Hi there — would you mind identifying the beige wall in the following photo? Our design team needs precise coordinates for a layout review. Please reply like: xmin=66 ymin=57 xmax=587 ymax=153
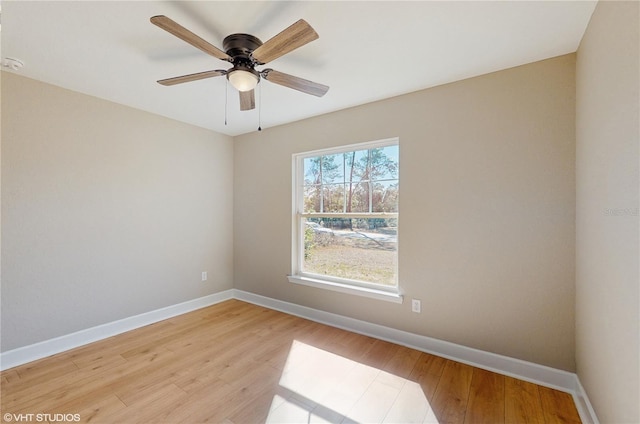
xmin=1 ymin=72 xmax=234 ymax=351
xmin=234 ymin=54 xmax=576 ymax=371
xmin=576 ymin=1 xmax=640 ymax=423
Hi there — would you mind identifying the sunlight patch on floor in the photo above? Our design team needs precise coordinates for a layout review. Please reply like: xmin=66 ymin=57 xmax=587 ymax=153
xmin=266 ymin=340 xmax=439 ymax=423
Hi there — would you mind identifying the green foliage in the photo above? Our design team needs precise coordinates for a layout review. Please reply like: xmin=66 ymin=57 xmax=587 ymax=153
xmin=304 ymin=155 xmax=342 ymax=185
xmin=304 ymin=225 xmax=315 ymax=260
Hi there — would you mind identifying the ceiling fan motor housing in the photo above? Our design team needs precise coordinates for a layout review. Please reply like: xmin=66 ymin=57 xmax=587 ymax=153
xmin=223 ymin=33 xmax=263 ymax=86
xmin=223 ymin=33 xmax=263 ymax=82
xmin=223 ymin=34 xmax=263 ymax=62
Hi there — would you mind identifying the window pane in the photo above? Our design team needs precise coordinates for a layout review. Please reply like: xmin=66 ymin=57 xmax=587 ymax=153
xmin=296 ymin=140 xmax=399 ymax=290
xmin=369 ymin=146 xmax=399 ymax=181
xmin=304 ymin=185 xmax=321 ymax=213
xmin=372 ymin=181 xmax=399 ymax=213
xmin=321 ymin=154 xmax=344 ymax=184
xmin=344 ymin=149 xmax=370 ymax=182
xmin=304 ymin=157 xmax=321 ymax=185
xmin=345 ymin=182 xmax=370 ymax=213
xmin=302 ymin=218 xmax=398 ymax=286
xmin=322 ymin=184 xmax=345 ymax=213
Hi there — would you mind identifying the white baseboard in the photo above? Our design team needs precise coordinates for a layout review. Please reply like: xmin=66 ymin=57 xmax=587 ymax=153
xmin=0 ymin=289 xmax=234 ymax=371
xmin=573 ymin=377 xmax=600 ymax=424
xmin=0 ymin=288 xmax=599 ymax=424
xmin=232 ymin=289 xmax=600 ymax=424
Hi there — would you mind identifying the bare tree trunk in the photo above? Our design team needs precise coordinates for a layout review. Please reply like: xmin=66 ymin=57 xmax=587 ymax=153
xmin=347 ymin=151 xmax=356 ymax=213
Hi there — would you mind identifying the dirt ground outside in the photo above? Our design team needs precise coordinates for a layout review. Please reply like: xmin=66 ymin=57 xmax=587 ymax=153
xmin=303 ymin=243 xmax=397 ymax=286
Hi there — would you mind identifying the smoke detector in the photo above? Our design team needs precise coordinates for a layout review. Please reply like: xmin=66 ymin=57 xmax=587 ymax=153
xmin=2 ymin=58 xmax=24 ymax=71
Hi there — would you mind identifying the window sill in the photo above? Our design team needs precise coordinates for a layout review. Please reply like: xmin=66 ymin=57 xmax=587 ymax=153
xmin=287 ymin=275 xmax=404 ymax=304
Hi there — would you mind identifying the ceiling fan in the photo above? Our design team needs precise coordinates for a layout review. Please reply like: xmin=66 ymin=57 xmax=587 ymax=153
xmin=150 ymin=15 xmax=329 ymax=111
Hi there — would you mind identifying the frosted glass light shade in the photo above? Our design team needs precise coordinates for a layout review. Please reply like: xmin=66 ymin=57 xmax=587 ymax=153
xmin=228 ymin=70 xmax=259 ymax=92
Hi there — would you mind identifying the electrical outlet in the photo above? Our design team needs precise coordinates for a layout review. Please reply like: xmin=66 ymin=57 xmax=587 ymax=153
xmin=201 ymin=271 xmax=208 ymax=281
xmin=411 ymin=299 xmax=421 ymax=313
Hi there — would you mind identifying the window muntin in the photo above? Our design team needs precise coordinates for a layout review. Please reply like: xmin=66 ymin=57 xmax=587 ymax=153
xmin=293 ymin=139 xmax=399 ymax=291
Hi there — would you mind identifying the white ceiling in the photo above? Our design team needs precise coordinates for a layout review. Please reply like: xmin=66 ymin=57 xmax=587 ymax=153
xmin=1 ymin=1 xmax=596 ymax=136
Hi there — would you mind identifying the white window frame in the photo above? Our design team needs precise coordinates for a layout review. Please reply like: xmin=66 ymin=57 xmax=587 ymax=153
xmin=288 ymin=138 xmax=403 ymax=303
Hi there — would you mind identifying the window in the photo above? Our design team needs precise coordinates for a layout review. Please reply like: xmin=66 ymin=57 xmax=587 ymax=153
xmin=289 ymin=138 xmax=401 ymax=303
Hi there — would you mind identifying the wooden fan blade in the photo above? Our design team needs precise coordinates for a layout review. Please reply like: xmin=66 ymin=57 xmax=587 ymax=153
xmin=239 ymin=90 xmax=256 ymax=111
xmin=263 ymin=69 xmax=329 ymax=97
xmin=251 ymin=19 xmax=318 ymax=64
xmin=151 ymin=15 xmax=231 ymax=62
xmin=157 ymin=70 xmax=226 ymax=86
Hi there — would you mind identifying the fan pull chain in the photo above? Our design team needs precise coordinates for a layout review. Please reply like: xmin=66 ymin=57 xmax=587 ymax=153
xmin=258 ymin=81 xmax=262 ymax=132
xmin=224 ymin=79 xmax=228 ymax=126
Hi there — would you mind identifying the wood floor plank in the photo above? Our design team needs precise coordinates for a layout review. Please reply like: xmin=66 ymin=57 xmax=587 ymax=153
xmin=75 ymin=394 xmax=127 ymax=423
xmin=252 ymin=339 xmax=296 ymax=370
xmin=337 ymin=330 xmax=377 ymax=354
xmin=4 ymin=342 xmax=179 ymax=413
xmin=1 ymin=369 xmax=20 ymax=384
xmin=228 ymin=387 xmax=277 ymax=424
xmin=113 ymin=378 xmax=187 ymax=407
xmin=0 ymin=300 xmax=581 ymax=424
xmin=295 ymin=321 xmax=343 ymax=351
xmin=383 ymin=345 xmax=423 ymax=379
xmin=408 ymin=352 xmax=447 ymax=400
xmin=539 ymin=385 xmax=582 ymax=424
xmin=47 ymin=388 xmax=127 ymax=418
xmin=218 ymin=362 xmax=282 ymax=423
xmin=70 ymin=351 xmax=128 ymax=371
xmin=12 ymin=353 xmax=79 ymax=386
xmin=137 ymin=378 xmax=229 ymax=424
xmin=464 ymin=368 xmax=505 ymax=424
xmin=360 ymin=338 xmax=402 ymax=369
xmin=505 ymin=376 xmax=545 ymax=423
xmin=1 ymin=363 xmax=95 ymax=411
xmin=383 ymin=378 xmax=432 ymax=423
xmin=429 ymin=360 xmax=474 ymax=423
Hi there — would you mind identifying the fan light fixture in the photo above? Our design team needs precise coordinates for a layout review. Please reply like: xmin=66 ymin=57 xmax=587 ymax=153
xmin=228 ymin=69 xmax=259 ymax=92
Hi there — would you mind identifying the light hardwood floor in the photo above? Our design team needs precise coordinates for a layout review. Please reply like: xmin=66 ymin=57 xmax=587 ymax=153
xmin=1 ymin=300 xmax=581 ymax=423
